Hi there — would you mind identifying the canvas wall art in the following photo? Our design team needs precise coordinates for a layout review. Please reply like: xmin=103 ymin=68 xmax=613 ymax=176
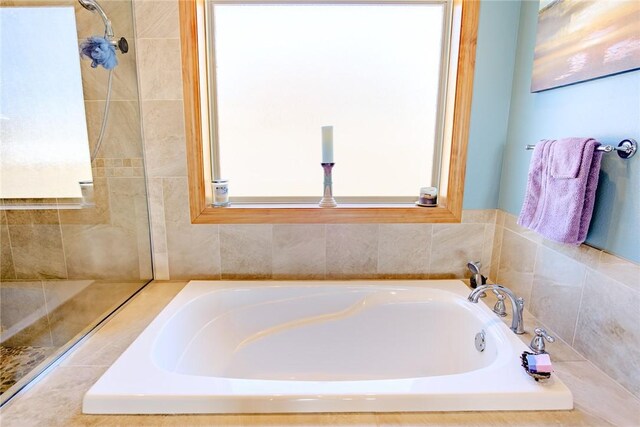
xmin=531 ymin=0 xmax=640 ymax=92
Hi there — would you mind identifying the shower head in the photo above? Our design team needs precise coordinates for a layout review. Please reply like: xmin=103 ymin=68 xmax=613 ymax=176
xmin=78 ymin=0 xmax=114 ymax=39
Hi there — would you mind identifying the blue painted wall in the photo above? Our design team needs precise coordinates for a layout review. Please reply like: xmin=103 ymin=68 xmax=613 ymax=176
xmin=463 ymin=0 xmax=521 ymax=209
xmin=498 ymin=0 xmax=640 ymax=262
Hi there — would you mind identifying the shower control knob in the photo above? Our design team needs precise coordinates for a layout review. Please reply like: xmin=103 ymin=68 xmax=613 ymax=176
xmin=118 ymin=37 xmax=129 ymax=53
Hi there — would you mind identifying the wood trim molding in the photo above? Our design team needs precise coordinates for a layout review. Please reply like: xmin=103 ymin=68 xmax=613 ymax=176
xmin=179 ymin=0 xmax=479 ymax=224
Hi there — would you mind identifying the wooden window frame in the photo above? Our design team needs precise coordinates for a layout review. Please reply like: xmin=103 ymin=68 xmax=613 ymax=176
xmin=179 ymin=0 xmax=479 ymax=224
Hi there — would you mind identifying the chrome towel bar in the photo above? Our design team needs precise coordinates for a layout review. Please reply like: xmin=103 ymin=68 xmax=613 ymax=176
xmin=525 ymin=138 xmax=637 ymax=159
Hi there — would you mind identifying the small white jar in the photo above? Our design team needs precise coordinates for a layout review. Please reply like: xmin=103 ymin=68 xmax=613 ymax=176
xmin=212 ymin=179 xmax=229 ymax=207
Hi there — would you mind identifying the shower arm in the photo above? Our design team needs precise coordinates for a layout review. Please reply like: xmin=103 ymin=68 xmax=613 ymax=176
xmin=78 ymin=0 xmax=114 ymax=39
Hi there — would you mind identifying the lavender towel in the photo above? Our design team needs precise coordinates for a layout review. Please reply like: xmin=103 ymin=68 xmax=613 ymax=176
xmin=518 ymin=137 xmax=602 ymax=245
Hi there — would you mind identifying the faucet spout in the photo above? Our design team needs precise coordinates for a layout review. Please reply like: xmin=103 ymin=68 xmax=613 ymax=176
xmin=468 ymin=284 xmax=525 ymax=334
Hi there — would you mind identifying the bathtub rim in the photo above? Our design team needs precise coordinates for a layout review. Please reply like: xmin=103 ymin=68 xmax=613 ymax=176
xmin=83 ymin=279 xmax=574 ymax=414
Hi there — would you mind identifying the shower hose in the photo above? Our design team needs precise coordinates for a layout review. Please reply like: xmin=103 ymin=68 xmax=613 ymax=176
xmin=90 ymin=67 xmax=113 ymax=162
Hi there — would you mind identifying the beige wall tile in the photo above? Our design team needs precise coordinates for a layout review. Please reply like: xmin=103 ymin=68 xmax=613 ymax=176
xmin=481 ymin=223 xmax=495 ymax=277
xmin=0 ymin=281 xmax=52 ymax=347
xmin=326 ymin=224 xmax=378 ymax=279
xmin=75 ymin=0 xmax=134 ymax=40
xmin=80 ymin=41 xmax=139 ymax=101
xmin=84 ymin=100 xmax=143 ymax=159
xmin=503 ymin=212 xmax=542 ymax=244
xmin=8 ymin=225 xmax=67 ymax=280
xmin=137 ymin=38 xmax=183 ymax=100
xmin=554 ymin=361 xmax=640 ymax=426
xmin=141 ymin=100 xmax=187 ymax=177
xmin=134 ymin=0 xmax=180 ymax=38
xmin=429 ymin=224 xmax=485 ymax=279
xmin=529 ymin=246 xmax=586 ymax=343
xmin=146 ymin=178 xmax=168 ymax=254
xmin=495 ymin=209 xmax=505 ymax=227
xmin=58 ymin=178 xmax=110 ymax=225
xmin=272 ymin=225 xmax=325 ymax=279
xmin=163 ymin=178 xmax=220 ymax=279
xmin=489 ymin=221 xmax=503 ymax=282
xmin=42 ymin=280 xmax=93 ymax=313
xmin=461 ymin=209 xmax=497 ymax=224
xmin=541 ymin=238 xmax=601 ymax=267
xmin=220 ymin=225 xmax=272 ymax=279
xmin=496 ymin=229 xmax=537 ymax=301
xmin=62 ymin=178 xmax=147 ymax=280
xmin=378 ymin=224 xmax=431 ymax=278
xmin=44 ymin=281 xmax=142 ymax=346
xmin=107 ymin=177 xmax=148 ymax=229
xmin=5 ymin=209 xmax=60 ymax=225
xmin=595 ymin=251 xmax=640 ymax=292
xmin=152 ymin=251 xmax=170 ymax=280
xmin=61 ymin=224 xmax=140 ymax=280
xmin=1 ymin=223 xmax=16 ymax=280
xmin=573 ymin=270 xmax=640 ymax=398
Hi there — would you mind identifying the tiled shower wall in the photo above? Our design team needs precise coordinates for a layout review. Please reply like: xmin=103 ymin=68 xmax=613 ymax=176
xmin=0 ymin=0 xmax=152 ymax=282
xmin=1 ymin=0 xmax=152 ymax=351
xmin=132 ymin=0 xmax=639 ymax=399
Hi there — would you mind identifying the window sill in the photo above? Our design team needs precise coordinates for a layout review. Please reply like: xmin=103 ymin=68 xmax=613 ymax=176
xmin=192 ymin=203 xmax=461 ymax=224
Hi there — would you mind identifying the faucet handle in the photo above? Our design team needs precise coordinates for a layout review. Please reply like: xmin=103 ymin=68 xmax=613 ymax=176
xmin=530 ymin=328 xmax=555 ymax=354
xmin=492 ymin=291 xmax=507 ymax=317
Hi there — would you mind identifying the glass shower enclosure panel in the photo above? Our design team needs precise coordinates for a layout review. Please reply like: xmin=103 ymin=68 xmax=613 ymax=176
xmin=0 ymin=0 xmax=152 ymax=405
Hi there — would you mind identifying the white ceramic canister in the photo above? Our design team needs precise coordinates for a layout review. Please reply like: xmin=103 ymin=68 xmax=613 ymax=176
xmin=212 ymin=179 xmax=230 ymax=207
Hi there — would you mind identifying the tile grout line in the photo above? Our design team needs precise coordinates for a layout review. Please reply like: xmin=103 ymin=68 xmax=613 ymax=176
xmin=4 ymin=216 xmax=18 ymax=280
xmin=570 ymin=267 xmax=589 ymax=347
xmin=427 ymin=223 xmax=435 ymax=278
xmin=323 ymin=224 xmax=327 ymax=280
xmin=527 ymin=235 xmax=540 ymax=307
xmin=158 ymin=178 xmax=170 ymax=279
xmin=55 ymin=208 xmax=70 ymax=280
xmin=39 ymin=280 xmax=55 ymax=347
xmin=270 ymin=224 xmax=275 ymax=279
xmin=494 ymin=224 xmax=505 ymax=284
xmin=376 ymin=224 xmax=382 ymax=277
xmin=216 ymin=224 xmax=222 ymax=280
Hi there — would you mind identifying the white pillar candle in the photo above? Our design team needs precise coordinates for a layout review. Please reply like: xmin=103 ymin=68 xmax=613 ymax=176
xmin=321 ymin=126 xmax=333 ymax=163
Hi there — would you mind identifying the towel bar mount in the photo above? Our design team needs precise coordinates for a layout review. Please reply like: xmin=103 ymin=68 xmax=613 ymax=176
xmin=525 ymin=138 xmax=637 ymax=159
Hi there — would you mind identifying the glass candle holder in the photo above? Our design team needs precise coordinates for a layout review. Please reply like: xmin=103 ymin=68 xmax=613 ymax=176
xmin=79 ymin=181 xmax=95 ymax=207
xmin=418 ymin=186 xmax=437 ymax=206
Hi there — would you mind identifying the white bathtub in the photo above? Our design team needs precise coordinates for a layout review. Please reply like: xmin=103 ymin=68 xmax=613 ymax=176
xmin=83 ymin=280 xmax=573 ymax=414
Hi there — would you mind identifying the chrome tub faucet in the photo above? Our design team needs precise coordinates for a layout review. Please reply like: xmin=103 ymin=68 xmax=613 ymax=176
xmin=468 ymin=284 xmax=525 ymax=335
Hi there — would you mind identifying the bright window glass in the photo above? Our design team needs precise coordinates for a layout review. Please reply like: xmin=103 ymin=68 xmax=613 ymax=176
xmin=210 ymin=3 xmax=446 ymax=199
